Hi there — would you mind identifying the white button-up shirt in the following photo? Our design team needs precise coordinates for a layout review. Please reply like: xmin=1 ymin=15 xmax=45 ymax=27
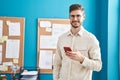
xmin=53 ymin=27 xmax=102 ymax=80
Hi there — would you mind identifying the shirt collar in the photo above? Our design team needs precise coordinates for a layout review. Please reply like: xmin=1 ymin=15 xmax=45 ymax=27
xmin=67 ymin=26 xmax=84 ymax=37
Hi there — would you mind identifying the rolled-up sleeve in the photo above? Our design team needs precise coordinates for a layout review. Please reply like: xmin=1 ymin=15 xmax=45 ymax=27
xmin=81 ymin=36 xmax=102 ymax=71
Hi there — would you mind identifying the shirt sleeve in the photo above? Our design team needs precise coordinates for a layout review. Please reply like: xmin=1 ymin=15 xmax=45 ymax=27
xmin=53 ymin=39 xmax=62 ymax=80
xmin=81 ymin=36 xmax=102 ymax=72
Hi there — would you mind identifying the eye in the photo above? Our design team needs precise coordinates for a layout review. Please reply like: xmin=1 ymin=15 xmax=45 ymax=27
xmin=70 ymin=15 xmax=81 ymax=18
xmin=76 ymin=15 xmax=81 ymax=17
xmin=70 ymin=15 xmax=75 ymax=18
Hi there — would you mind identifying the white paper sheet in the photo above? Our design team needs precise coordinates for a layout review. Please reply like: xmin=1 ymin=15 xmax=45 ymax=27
xmin=46 ymin=27 xmax=52 ymax=32
xmin=40 ymin=21 xmax=51 ymax=28
xmin=6 ymin=39 xmax=20 ymax=58
xmin=0 ymin=65 xmax=2 ymax=70
xmin=0 ymin=52 xmax=2 ymax=64
xmin=39 ymin=50 xmax=53 ymax=69
xmin=0 ymin=45 xmax=2 ymax=51
xmin=3 ymin=62 xmax=13 ymax=66
xmin=21 ymin=71 xmax=38 ymax=75
xmin=40 ymin=35 xmax=57 ymax=49
xmin=21 ymin=75 xmax=37 ymax=80
xmin=0 ymin=45 xmax=2 ymax=64
xmin=0 ymin=20 xmax=3 ymax=38
xmin=7 ymin=21 xmax=21 ymax=36
xmin=52 ymin=24 xmax=70 ymax=38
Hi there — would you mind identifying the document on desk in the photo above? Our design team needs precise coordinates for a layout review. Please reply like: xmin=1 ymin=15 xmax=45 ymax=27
xmin=39 ymin=50 xmax=53 ymax=69
xmin=21 ymin=75 xmax=37 ymax=80
xmin=21 ymin=71 xmax=38 ymax=80
xmin=6 ymin=39 xmax=20 ymax=58
xmin=21 ymin=71 xmax=38 ymax=75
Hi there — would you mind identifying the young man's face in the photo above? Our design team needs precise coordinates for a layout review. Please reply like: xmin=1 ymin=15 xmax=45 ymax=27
xmin=69 ymin=10 xmax=84 ymax=28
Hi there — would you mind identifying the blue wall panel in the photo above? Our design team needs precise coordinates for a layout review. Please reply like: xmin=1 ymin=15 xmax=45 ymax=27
xmin=108 ymin=0 xmax=119 ymax=80
xmin=0 ymin=0 xmax=119 ymax=80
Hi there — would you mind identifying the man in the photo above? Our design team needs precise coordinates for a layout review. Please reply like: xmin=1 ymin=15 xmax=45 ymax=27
xmin=53 ymin=4 xmax=102 ymax=80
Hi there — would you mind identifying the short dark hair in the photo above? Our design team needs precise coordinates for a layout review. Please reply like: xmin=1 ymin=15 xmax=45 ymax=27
xmin=69 ymin=4 xmax=84 ymax=13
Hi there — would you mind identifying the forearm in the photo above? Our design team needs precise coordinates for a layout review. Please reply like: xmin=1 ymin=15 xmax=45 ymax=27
xmin=81 ymin=57 xmax=102 ymax=71
xmin=82 ymin=40 xmax=102 ymax=71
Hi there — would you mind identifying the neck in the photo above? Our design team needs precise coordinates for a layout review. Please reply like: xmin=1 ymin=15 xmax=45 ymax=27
xmin=71 ymin=26 xmax=82 ymax=35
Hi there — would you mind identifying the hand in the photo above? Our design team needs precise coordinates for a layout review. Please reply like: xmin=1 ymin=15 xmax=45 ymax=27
xmin=65 ymin=51 xmax=84 ymax=63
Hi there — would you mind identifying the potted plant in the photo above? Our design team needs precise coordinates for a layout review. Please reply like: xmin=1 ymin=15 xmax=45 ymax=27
xmin=0 ymin=70 xmax=3 ymax=80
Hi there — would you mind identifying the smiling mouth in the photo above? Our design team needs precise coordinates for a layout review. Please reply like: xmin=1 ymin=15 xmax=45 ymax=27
xmin=72 ymin=21 xmax=78 ymax=23
xmin=72 ymin=21 xmax=79 ymax=24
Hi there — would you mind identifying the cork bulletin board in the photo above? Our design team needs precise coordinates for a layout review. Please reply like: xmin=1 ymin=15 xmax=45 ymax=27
xmin=0 ymin=17 xmax=25 ymax=73
xmin=37 ymin=18 xmax=70 ymax=74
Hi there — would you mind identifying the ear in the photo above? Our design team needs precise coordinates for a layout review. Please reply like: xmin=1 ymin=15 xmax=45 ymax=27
xmin=81 ymin=15 xmax=85 ymax=23
xmin=83 ymin=13 xmax=85 ymax=19
xmin=82 ymin=13 xmax=85 ymax=21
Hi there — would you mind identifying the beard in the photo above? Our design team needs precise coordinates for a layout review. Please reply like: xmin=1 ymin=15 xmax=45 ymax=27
xmin=72 ymin=25 xmax=79 ymax=28
xmin=71 ymin=21 xmax=81 ymax=28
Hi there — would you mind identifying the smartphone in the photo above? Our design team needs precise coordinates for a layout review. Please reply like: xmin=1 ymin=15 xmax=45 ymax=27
xmin=63 ymin=47 xmax=72 ymax=52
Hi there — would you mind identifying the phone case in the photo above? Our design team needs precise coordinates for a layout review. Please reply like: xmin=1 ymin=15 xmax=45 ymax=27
xmin=63 ymin=47 xmax=72 ymax=52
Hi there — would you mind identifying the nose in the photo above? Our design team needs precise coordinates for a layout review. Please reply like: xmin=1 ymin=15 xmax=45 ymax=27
xmin=73 ymin=16 xmax=77 ymax=20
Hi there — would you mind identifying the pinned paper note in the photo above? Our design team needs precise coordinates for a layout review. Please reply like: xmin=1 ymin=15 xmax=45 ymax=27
xmin=0 ymin=20 xmax=3 ymax=38
xmin=0 ymin=45 xmax=2 ymax=64
xmin=6 ymin=21 xmax=10 ymax=25
xmin=0 ymin=39 xmax=4 ymax=43
xmin=0 ymin=45 xmax=2 ymax=51
xmin=6 ymin=39 xmax=20 ymax=58
xmin=7 ymin=21 xmax=21 ymax=36
xmin=46 ymin=27 xmax=52 ymax=32
xmin=39 ymin=50 xmax=53 ymax=69
xmin=40 ymin=35 xmax=58 ymax=49
xmin=0 ymin=36 xmax=8 ymax=43
xmin=0 ymin=52 xmax=2 ymax=64
xmin=13 ymin=58 xmax=18 ymax=64
xmin=3 ymin=62 xmax=13 ymax=66
xmin=0 ymin=65 xmax=2 ymax=71
xmin=2 ymin=66 xmax=8 ymax=71
xmin=52 ymin=24 xmax=70 ymax=37
xmin=40 ymin=21 xmax=51 ymax=28
xmin=2 ymin=36 xmax=8 ymax=41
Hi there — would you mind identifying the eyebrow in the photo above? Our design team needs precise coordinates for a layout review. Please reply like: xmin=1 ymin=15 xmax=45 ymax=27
xmin=70 ymin=15 xmax=81 ymax=17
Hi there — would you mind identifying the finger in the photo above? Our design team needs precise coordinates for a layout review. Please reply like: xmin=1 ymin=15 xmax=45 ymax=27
xmin=66 ymin=53 xmax=72 ymax=56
